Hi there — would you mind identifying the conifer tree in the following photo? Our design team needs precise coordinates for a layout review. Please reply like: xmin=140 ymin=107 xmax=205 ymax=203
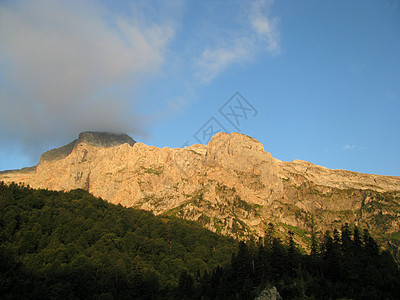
xmin=340 ymin=223 xmax=352 ymax=254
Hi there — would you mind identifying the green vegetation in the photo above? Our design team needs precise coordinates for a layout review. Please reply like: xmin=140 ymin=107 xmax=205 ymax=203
xmin=279 ymin=223 xmax=310 ymax=241
xmin=390 ymin=231 xmax=400 ymax=243
xmin=194 ymin=224 xmax=400 ymax=299
xmin=1 ymin=182 xmax=399 ymax=299
xmin=0 ymin=182 xmax=235 ymax=299
xmin=142 ymin=166 xmax=164 ymax=175
xmin=233 ymin=196 xmax=258 ymax=213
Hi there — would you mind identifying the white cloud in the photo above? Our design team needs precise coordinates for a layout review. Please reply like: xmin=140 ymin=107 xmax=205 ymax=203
xmin=250 ymin=0 xmax=280 ymax=53
xmin=195 ymin=38 xmax=251 ymax=84
xmin=342 ymin=144 xmax=357 ymax=150
xmin=0 ymin=0 xmax=173 ymax=157
xmin=342 ymin=144 xmax=366 ymax=151
xmin=195 ymin=0 xmax=280 ymax=83
xmin=0 ymin=0 xmax=282 ymax=167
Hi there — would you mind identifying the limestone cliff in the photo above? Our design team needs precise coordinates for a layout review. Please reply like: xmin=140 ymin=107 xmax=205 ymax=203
xmin=39 ymin=131 xmax=136 ymax=162
xmin=1 ymin=131 xmax=399 ymax=249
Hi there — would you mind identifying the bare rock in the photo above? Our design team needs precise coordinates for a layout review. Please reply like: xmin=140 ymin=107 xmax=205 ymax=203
xmin=39 ymin=131 xmax=135 ymax=163
xmin=77 ymin=131 xmax=136 ymax=147
xmin=1 ymin=131 xmax=399 ymax=245
xmin=254 ymin=286 xmax=282 ymax=300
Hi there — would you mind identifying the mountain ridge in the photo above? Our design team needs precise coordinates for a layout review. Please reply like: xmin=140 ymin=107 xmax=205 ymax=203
xmin=1 ymin=131 xmax=399 ymax=248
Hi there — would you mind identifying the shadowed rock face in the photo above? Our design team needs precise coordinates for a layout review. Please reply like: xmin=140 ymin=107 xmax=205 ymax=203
xmin=1 ymin=131 xmax=399 ymax=249
xmin=39 ymin=132 xmax=136 ymax=162
xmin=77 ymin=131 xmax=136 ymax=148
xmin=40 ymin=140 xmax=78 ymax=162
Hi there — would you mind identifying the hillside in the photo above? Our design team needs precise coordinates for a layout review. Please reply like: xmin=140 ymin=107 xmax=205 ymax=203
xmin=1 ymin=183 xmax=399 ymax=299
xmin=0 ymin=183 xmax=236 ymax=298
xmin=1 ymin=131 xmax=399 ymax=250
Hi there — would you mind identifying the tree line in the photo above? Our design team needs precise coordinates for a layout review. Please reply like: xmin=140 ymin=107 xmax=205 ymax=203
xmin=183 ymin=223 xmax=400 ymax=299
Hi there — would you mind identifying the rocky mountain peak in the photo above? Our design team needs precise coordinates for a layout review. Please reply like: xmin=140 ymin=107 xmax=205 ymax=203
xmin=39 ymin=131 xmax=136 ymax=163
xmin=1 ymin=132 xmax=399 ymax=248
xmin=77 ymin=131 xmax=136 ymax=148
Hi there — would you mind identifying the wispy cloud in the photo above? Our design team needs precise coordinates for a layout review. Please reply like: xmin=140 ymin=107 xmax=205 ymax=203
xmin=195 ymin=0 xmax=280 ymax=83
xmin=342 ymin=144 xmax=357 ymax=150
xmin=0 ymin=0 xmax=173 ymax=156
xmin=342 ymin=144 xmax=366 ymax=151
xmin=250 ymin=0 xmax=280 ymax=53
xmin=195 ymin=38 xmax=251 ymax=84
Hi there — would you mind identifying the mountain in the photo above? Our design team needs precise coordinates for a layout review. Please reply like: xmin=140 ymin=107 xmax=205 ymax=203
xmin=39 ymin=131 xmax=136 ymax=162
xmin=1 ymin=131 xmax=399 ymax=250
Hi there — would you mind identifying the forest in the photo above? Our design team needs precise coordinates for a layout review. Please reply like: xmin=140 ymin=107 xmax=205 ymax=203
xmin=1 ymin=182 xmax=399 ymax=299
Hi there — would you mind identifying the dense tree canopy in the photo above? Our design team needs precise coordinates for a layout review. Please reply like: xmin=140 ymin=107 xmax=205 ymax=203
xmin=1 ymin=182 xmax=399 ymax=299
xmin=0 ymin=182 xmax=236 ymax=299
xmin=195 ymin=226 xmax=400 ymax=299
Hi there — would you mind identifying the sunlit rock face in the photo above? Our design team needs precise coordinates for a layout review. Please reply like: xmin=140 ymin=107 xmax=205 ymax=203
xmin=1 ymin=131 xmax=399 ymax=248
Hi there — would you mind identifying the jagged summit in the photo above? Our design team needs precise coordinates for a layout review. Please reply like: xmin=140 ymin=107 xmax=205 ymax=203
xmin=40 ymin=131 xmax=136 ymax=162
xmin=78 ymin=131 xmax=136 ymax=147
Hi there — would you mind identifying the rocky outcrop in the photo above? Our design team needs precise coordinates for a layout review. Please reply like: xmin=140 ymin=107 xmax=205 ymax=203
xmin=76 ymin=131 xmax=136 ymax=148
xmin=1 ymin=131 xmax=399 ymax=248
xmin=40 ymin=131 xmax=136 ymax=162
xmin=254 ymin=286 xmax=282 ymax=300
xmin=40 ymin=140 xmax=78 ymax=162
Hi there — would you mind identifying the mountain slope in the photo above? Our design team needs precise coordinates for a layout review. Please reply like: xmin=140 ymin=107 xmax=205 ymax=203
xmin=2 ymin=184 xmax=399 ymax=299
xmin=0 ymin=183 xmax=236 ymax=299
xmin=1 ymin=131 xmax=399 ymax=248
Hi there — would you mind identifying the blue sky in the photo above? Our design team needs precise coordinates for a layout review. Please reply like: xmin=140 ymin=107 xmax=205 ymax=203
xmin=0 ymin=0 xmax=399 ymax=176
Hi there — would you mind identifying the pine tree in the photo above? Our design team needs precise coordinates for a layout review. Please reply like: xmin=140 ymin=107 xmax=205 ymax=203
xmin=363 ymin=229 xmax=379 ymax=257
xmin=340 ymin=223 xmax=352 ymax=254
xmin=287 ymin=231 xmax=299 ymax=277
xmin=352 ymin=226 xmax=362 ymax=252
xmin=333 ymin=229 xmax=341 ymax=249
xmin=264 ymin=223 xmax=275 ymax=246
xmin=270 ymin=237 xmax=286 ymax=280
xmin=322 ymin=230 xmax=342 ymax=282
xmin=310 ymin=229 xmax=319 ymax=257
xmin=177 ymin=270 xmax=194 ymax=299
